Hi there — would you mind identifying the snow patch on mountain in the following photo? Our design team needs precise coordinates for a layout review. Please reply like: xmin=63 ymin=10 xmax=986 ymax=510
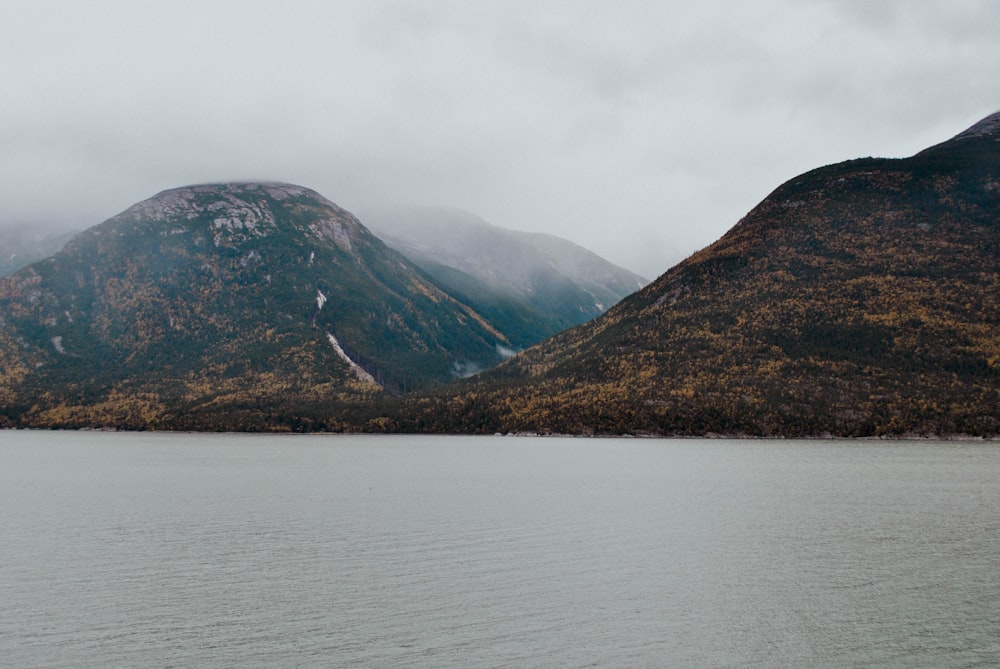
xmin=327 ymin=333 xmax=379 ymax=386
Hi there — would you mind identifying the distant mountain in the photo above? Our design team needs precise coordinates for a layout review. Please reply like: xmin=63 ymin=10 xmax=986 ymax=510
xmin=362 ymin=206 xmax=647 ymax=348
xmin=0 ymin=226 xmax=77 ymax=277
xmin=0 ymin=183 xmax=510 ymax=429
xmin=391 ymin=112 xmax=1000 ymax=437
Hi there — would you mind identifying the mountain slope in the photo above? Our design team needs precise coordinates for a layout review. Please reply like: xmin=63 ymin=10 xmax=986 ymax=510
xmin=393 ymin=112 xmax=1000 ymax=437
xmin=0 ymin=183 xmax=509 ymax=429
xmin=363 ymin=206 xmax=647 ymax=348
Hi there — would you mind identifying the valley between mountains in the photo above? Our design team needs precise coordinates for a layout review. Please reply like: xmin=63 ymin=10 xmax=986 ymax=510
xmin=0 ymin=183 xmax=641 ymax=431
xmin=2 ymin=112 xmax=999 ymax=436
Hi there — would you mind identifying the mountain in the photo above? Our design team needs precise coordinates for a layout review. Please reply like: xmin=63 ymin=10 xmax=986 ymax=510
xmin=390 ymin=112 xmax=1000 ymax=438
xmin=362 ymin=206 xmax=647 ymax=348
xmin=0 ymin=183 xmax=510 ymax=430
xmin=0 ymin=226 xmax=77 ymax=277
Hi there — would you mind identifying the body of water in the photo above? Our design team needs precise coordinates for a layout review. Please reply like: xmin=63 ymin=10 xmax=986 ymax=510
xmin=1 ymin=431 xmax=998 ymax=667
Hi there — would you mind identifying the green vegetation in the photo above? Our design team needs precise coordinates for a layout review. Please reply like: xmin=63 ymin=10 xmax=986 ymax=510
xmin=364 ymin=206 xmax=647 ymax=349
xmin=384 ymin=122 xmax=1000 ymax=437
xmin=2 ymin=116 xmax=1000 ymax=437
xmin=0 ymin=183 xmax=508 ymax=429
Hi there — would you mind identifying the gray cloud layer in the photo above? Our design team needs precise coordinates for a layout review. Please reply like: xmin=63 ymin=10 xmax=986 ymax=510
xmin=2 ymin=0 xmax=998 ymax=278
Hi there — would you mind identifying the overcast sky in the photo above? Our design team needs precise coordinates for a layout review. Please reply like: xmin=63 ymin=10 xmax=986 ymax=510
xmin=2 ymin=1 xmax=998 ymax=278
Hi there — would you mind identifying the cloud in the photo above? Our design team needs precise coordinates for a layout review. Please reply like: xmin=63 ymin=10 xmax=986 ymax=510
xmin=1 ymin=1 xmax=998 ymax=278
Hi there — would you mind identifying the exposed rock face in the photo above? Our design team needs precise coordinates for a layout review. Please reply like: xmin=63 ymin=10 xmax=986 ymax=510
xmin=0 ymin=183 xmax=509 ymax=429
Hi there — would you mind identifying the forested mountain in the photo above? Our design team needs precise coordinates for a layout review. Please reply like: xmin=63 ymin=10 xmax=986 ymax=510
xmin=363 ymin=206 xmax=647 ymax=348
xmin=4 ymin=113 xmax=999 ymax=437
xmin=389 ymin=112 xmax=1000 ymax=437
xmin=0 ymin=183 xmax=510 ymax=429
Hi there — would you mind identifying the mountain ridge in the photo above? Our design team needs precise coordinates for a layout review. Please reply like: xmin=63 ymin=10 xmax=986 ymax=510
xmin=0 ymin=182 xmax=511 ymax=429
xmin=3 ymin=112 xmax=999 ymax=436
xmin=385 ymin=112 xmax=1000 ymax=437
xmin=362 ymin=205 xmax=647 ymax=348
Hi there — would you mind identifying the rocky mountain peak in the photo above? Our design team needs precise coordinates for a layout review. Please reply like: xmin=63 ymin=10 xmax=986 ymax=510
xmin=108 ymin=182 xmax=361 ymax=252
xmin=0 ymin=183 xmax=515 ymax=428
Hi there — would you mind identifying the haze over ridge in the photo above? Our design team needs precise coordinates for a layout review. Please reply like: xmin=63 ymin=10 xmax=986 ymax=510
xmin=3 ymin=1 xmax=999 ymax=279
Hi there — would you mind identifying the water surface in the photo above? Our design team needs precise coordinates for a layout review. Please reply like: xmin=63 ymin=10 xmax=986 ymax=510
xmin=1 ymin=432 xmax=998 ymax=667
